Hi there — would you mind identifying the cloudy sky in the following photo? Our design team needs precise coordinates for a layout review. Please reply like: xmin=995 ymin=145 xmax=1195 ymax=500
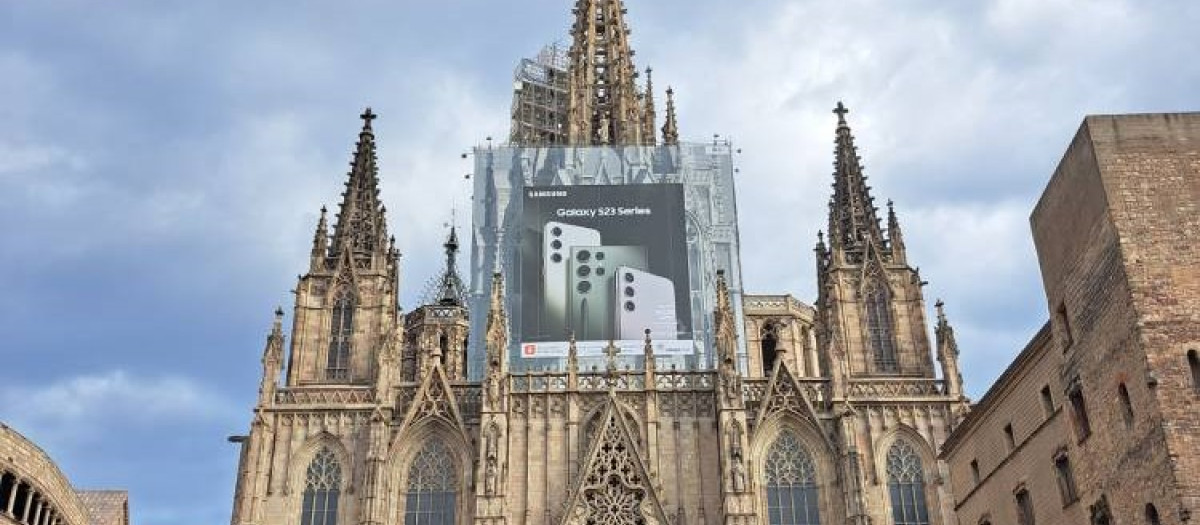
xmin=1 ymin=0 xmax=1197 ymax=523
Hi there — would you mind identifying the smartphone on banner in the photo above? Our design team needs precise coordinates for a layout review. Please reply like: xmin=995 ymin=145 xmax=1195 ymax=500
xmin=543 ymin=221 xmax=601 ymax=332
xmin=568 ymin=245 xmax=647 ymax=341
xmin=613 ymin=266 xmax=678 ymax=341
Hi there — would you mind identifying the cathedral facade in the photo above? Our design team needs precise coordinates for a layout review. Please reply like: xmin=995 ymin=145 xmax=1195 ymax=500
xmin=227 ymin=3 xmax=971 ymax=525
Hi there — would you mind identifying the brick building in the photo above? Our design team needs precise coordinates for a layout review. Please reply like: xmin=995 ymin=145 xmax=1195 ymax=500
xmin=941 ymin=113 xmax=1200 ymax=525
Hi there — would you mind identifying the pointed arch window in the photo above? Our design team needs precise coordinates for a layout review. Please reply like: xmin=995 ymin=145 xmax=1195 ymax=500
xmin=761 ymin=321 xmax=780 ymax=376
xmin=886 ymin=440 xmax=930 ymax=525
xmin=864 ymin=278 xmax=898 ymax=373
xmin=764 ymin=430 xmax=821 ymax=525
xmin=405 ymin=440 xmax=457 ymax=525
xmin=326 ymin=285 xmax=355 ymax=380
xmin=301 ymin=448 xmax=342 ymax=525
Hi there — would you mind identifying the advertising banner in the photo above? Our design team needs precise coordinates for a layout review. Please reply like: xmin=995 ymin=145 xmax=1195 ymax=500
xmin=467 ymin=144 xmax=745 ymax=375
xmin=519 ymin=184 xmax=692 ymax=357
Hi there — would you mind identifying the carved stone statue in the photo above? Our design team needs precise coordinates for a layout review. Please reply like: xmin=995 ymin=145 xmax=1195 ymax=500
xmin=486 ymin=373 xmax=501 ymax=409
xmin=720 ymin=357 xmax=741 ymax=404
xmin=484 ymin=456 xmax=498 ymax=496
xmin=485 ymin=426 xmax=499 ymax=460
xmin=597 ymin=115 xmax=611 ymax=144
xmin=731 ymin=454 xmax=747 ymax=493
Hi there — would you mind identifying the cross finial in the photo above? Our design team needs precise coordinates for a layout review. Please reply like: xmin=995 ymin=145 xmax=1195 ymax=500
xmin=360 ymin=107 xmax=377 ymax=129
xmin=833 ymin=101 xmax=849 ymax=124
xmin=604 ymin=340 xmax=620 ymax=374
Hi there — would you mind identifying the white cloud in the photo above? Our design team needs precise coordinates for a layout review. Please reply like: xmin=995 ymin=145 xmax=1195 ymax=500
xmin=0 ymin=370 xmax=236 ymax=434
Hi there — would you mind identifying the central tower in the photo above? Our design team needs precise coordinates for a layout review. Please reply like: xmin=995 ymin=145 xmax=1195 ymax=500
xmin=566 ymin=0 xmax=646 ymax=145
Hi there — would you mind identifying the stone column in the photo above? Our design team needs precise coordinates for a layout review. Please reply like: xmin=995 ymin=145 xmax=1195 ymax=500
xmin=4 ymin=479 xmax=17 ymax=517
xmin=21 ymin=488 xmax=34 ymax=523
xmin=30 ymin=499 xmax=43 ymax=525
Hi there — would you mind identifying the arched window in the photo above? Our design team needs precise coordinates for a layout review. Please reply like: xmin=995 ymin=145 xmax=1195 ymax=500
xmin=0 ymin=471 xmax=15 ymax=516
xmin=761 ymin=322 xmax=780 ymax=376
xmin=1145 ymin=503 xmax=1161 ymax=525
xmin=764 ymin=430 xmax=821 ymax=525
xmin=301 ymin=448 xmax=342 ymax=525
xmin=405 ymin=440 xmax=457 ymax=525
xmin=864 ymin=279 xmax=897 ymax=373
xmin=886 ymin=440 xmax=930 ymax=525
xmin=326 ymin=286 xmax=355 ymax=380
xmin=1188 ymin=350 xmax=1200 ymax=394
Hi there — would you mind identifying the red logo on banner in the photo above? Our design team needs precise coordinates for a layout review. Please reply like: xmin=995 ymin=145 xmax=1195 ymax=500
xmin=523 ymin=344 xmax=537 ymax=356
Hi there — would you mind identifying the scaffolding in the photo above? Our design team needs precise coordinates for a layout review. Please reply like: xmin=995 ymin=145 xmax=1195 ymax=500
xmin=508 ymin=44 xmax=569 ymax=146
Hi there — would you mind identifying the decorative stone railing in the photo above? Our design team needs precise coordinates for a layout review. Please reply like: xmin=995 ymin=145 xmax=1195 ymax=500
xmin=846 ymin=378 xmax=946 ymax=398
xmin=741 ymin=377 xmax=830 ymax=406
xmin=274 ymin=387 xmax=375 ymax=405
xmin=507 ymin=370 xmax=716 ymax=393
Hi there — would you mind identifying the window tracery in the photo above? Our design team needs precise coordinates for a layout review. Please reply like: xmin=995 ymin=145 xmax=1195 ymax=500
xmin=764 ymin=430 xmax=821 ymax=525
xmin=301 ymin=448 xmax=342 ymax=525
xmin=326 ymin=285 xmax=355 ymax=380
xmin=565 ymin=408 xmax=661 ymax=525
xmin=864 ymin=277 xmax=897 ymax=373
xmin=405 ymin=440 xmax=457 ymax=525
xmin=886 ymin=440 xmax=930 ymax=525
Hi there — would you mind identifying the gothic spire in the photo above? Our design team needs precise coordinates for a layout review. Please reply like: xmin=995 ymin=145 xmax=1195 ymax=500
xmin=887 ymin=199 xmax=908 ymax=264
xmin=434 ymin=226 xmax=466 ymax=306
xmin=258 ymin=307 xmax=285 ymax=406
xmin=330 ymin=108 xmax=389 ymax=267
xmin=310 ymin=206 xmax=329 ymax=270
xmin=662 ymin=86 xmax=679 ymax=146
xmin=935 ymin=299 xmax=965 ymax=400
xmin=827 ymin=101 xmax=886 ymax=263
xmin=485 ymin=273 xmax=509 ymax=367
xmin=566 ymin=0 xmax=644 ymax=145
xmin=641 ymin=67 xmax=657 ymax=145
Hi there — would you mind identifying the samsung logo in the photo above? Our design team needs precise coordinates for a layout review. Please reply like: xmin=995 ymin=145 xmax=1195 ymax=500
xmin=527 ymin=190 xmax=567 ymax=198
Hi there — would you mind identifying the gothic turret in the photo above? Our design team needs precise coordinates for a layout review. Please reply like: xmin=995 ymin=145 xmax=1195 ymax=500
xmin=283 ymin=109 xmax=401 ymax=386
xmin=435 ymin=226 xmax=466 ymax=307
xmin=403 ymin=227 xmax=470 ymax=381
xmin=566 ymin=0 xmax=644 ymax=145
xmin=815 ymin=102 xmax=937 ymax=378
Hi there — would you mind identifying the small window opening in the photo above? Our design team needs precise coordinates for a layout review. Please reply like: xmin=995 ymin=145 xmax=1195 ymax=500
xmin=1188 ymin=350 xmax=1200 ymax=395
xmin=1054 ymin=451 xmax=1078 ymax=505
xmin=1040 ymin=385 xmax=1055 ymax=418
xmin=970 ymin=460 xmax=980 ymax=485
xmin=1118 ymin=383 xmax=1134 ymax=428
xmin=438 ymin=334 xmax=449 ymax=366
xmin=761 ymin=324 xmax=779 ymax=376
xmin=1145 ymin=504 xmax=1161 ymax=525
xmin=1068 ymin=383 xmax=1092 ymax=441
xmin=1004 ymin=424 xmax=1016 ymax=452
xmin=1015 ymin=487 xmax=1036 ymax=525
xmin=1056 ymin=302 xmax=1073 ymax=350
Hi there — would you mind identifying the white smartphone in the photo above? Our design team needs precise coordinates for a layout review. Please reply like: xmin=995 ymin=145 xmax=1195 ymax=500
xmin=543 ymin=222 xmax=601 ymax=333
xmin=613 ymin=266 xmax=678 ymax=341
xmin=568 ymin=246 xmax=647 ymax=341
